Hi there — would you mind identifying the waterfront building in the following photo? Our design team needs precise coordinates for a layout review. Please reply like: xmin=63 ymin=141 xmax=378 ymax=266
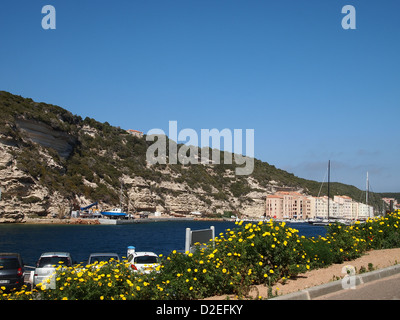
xmin=382 ymin=197 xmax=400 ymax=211
xmin=334 ymin=195 xmax=353 ymax=219
xmin=265 ymin=194 xmax=284 ymax=219
xmin=308 ymin=196 xmax=328 ymax=219
xmin=358 ymin=203 xmax=374 ymax=219
xmin=266 ymin=191 xmax=312 ymax=220
xmin=266 ymin=192 xmax=374 ymax=220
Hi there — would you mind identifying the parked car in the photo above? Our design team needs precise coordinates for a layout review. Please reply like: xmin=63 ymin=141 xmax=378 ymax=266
xmin=33 ymin=252 xmax=73 ymax=289
xmin=126 ymin=247 xmax=159 ymax=274
xmin=87 ymin=253 xmax=119 ymax=265
xmin=0 ymin=253 xmax=24 ymax=292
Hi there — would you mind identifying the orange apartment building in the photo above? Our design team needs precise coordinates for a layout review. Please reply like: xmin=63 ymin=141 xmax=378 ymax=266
xmin=265 ymin=191 xmax=311 ymax=220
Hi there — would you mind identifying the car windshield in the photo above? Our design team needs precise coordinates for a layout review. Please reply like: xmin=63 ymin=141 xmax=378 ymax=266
xmin=38 ymin=256 xmax=70 ymax=268
xmin=0 ymin=257 xmax=20 ymax=270
xmin=89 ymin=256 xmax=118 ymax=264
xmin=134 ymin=256 xmax=157 ymax=264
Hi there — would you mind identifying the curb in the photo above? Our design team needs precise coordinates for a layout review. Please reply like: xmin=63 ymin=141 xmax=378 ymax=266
xmin=270 ymin=264 xmax=400 ymax=300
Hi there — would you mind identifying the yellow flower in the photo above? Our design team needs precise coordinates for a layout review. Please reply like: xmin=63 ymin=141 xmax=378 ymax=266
xmin=271 ymin=244 xmax=276 ymax=248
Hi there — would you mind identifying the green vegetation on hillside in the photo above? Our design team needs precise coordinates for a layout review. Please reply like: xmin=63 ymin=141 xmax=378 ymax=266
xmin=0 ymin=91 xmax=393 ymax=211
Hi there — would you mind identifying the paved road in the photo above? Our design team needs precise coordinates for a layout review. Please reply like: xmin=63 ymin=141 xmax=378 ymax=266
xmin=315 ymin=272 xmax=400 ymax=300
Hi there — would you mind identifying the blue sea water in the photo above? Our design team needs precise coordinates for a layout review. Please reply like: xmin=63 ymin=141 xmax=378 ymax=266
xmin=0 ymin=221 xmax=326 ymax=266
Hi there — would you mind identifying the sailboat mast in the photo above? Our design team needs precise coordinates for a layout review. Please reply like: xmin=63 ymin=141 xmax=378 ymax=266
xmin=327 ymin=160 xmax=330 ymax=220
xmin=366 ymin=172 xmax=369 ymax=206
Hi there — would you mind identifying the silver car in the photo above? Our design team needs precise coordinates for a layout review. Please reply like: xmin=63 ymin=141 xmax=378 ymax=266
xmin=87 ymin=253 xmax=119 ymax=265
xmin=33 ymin=252 xmax=73 ymax=289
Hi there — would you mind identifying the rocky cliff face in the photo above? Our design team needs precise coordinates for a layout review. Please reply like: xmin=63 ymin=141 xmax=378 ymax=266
xmin=0 ymin=131 xmax=273 ymax=222
xmin=0 ymin=91 xmax=312 ymax=223
xmin=15 ymin=119 xmax=77 ymax=158
xmin=0 ymin=128 xmax=72 ymax=222
xmin=0 ymin=127 xmax=277 ymax=222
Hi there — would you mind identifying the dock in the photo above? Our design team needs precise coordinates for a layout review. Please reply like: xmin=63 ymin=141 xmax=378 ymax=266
xmin=97 ymin=216 xmax=195 ymax=225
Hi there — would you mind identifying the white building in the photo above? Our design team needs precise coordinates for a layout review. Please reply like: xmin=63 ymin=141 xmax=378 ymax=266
xmin=358 ymin=203 xmax=374 ymax=219
xmin=266 ymin=192 xmax=374 ymax=220
xmin=334 ymin=196 xmax=353 ymax=219
xmin=309 ymin=196 xmax=329 ymax=218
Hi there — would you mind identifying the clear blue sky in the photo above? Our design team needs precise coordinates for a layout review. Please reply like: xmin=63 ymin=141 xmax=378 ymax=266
xmin=0 ymin=0 xmax=399 ymax=192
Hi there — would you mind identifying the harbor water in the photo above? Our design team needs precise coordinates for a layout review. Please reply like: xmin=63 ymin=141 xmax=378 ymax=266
xmin=0 ymin=220 xmax=326 ymax=267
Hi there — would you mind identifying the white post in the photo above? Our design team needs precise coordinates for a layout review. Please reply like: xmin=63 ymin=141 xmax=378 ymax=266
xmin=185 ymin=228 xmax=191 ymax=253
xmin=211 ymin=226 xmax=215 ymax=248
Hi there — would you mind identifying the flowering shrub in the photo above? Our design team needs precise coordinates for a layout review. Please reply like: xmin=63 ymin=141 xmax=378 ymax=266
xmin=2 ymin=210 xmax=400 ymax=300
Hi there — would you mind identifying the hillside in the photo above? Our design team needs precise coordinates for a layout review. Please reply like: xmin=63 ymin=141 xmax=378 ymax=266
xmin=0 ymin=91 xmax=389 ymax=222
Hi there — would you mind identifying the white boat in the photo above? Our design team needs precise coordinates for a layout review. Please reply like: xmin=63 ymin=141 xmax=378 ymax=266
xmin=311 ymin=219 xmax=331 ymax=226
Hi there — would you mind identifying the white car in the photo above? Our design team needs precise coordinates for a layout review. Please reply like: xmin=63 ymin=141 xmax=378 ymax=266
xmin=126 ymin=246 xmax=159 ymax=274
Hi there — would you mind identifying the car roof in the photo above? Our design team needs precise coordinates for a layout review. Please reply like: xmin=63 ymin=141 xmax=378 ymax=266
xmin=0 ymin=253 xmax=22 ymax=262
xmin=89 ymin=253 xmax=119 ymax=257
xmin=0 ymin=253 xmax=21 ymax=257
xmin=40 ymin=252 xmax=71 ymax=257
xmin=133 ymin=252 xmax=157 ymax=256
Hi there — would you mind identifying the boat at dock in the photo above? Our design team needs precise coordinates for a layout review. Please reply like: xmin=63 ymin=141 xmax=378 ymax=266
xmin=308 ymin=217 xmax=353 ymax=226
xmin=308 ymin=218 xmax=332 ymax=226
xmin=100 ymin=208 xmax=127 ymax=218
